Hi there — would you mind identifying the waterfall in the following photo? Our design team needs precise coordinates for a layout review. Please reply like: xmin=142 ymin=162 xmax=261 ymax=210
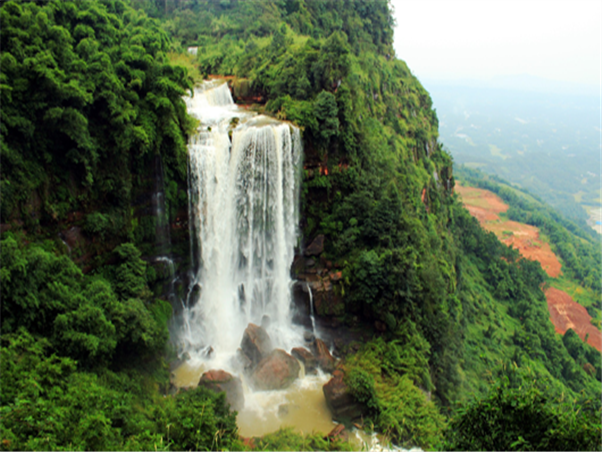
xmin=179 ymin=81 xmax=302 ymax=366
xmin=307 ymin=283 xmax=316 ymax=333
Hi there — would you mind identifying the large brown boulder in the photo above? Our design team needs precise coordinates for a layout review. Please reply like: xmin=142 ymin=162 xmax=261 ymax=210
xmin=305 ymin=234 xmax=325 ymax=256
xmin=198 ymin=369 xmax=244 ymax=412
xmin=291 ymin=347 xmax=318 ymax=374
xmin=323 ymin=370 xmax=366 ymax=422
xmin=240 ymin=323 xmax=273 ymax=367
xmin=251 ymin=349 xmax=300 ymax=390
xmin=312 ymin=338 xmax=336 ymax=373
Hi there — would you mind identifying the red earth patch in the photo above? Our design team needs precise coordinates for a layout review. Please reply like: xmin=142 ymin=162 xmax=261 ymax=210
xmin=545 ymin=287 xmax=601 ymax=351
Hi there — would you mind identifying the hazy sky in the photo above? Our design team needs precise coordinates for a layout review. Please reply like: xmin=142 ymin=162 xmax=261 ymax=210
xmin=391 ymin=0 xmax=601 ymax=86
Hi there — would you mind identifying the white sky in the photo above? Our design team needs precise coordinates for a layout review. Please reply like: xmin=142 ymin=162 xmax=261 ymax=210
xmin=391 ymin=0 xmax=602 ymax=86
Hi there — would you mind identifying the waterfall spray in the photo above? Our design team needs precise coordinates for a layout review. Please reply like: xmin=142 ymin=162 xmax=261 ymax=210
xmin=179 ymin=81 xmax=303 ymax=368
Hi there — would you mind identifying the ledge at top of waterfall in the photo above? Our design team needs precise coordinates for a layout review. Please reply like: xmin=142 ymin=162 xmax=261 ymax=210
xmin=180 ymin=80 xmax=304 ymax=373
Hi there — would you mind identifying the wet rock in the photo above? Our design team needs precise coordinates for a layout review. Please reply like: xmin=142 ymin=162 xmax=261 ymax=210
xmin=305 ymin=234 xmax=325 ymax=256
xmin=304 ymin=331 xmax=316 ymax=343
xmin=292 ymin=309 xmax=313 ymax=330
xmin=236 ymin=348 xmax=253 ymax=371
xmin=240 ymin=323 xmax=273 ymax=367
xmin=251 ymin=349 xmax=300 ymax=390
xmin=326 ymin=423 xmax=347 ymax=441
xmin=199 ymin=369 xmax=244 ymax=412
xmin=189 ymin=283 xmax=202 ymax=307
xmin=292 ymin=254 xmax=306 ymax=274
xmin=291 ymin=282 xmax=313 ymax=329
xmin=62 ymin=226 xmax=83 ymax=250
xmin=332 ymin=339 xmax=344 ymax=358
xmin=305 ymin=258 xmax=316 ymax=267
xmin=291 ymin=347 xmax=318 ymax=374
xmin=312 ymin=338 xmax=336 ymax=373
xmin=323 ymin=370 xmax=366 ymax=422
xmin=238 ymin=284 xmax=246 ymax=304
xmin=312 ymin=278 xmax=344 ymax=317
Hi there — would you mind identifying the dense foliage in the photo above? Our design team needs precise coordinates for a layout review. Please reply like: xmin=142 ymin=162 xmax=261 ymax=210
xmin=444 ymin=367 xmax=601 ymax=451
xmin=1 ymin=0 xmax=191 ymax=255
xmin=0 ymin=235 xmax=240 ymax=451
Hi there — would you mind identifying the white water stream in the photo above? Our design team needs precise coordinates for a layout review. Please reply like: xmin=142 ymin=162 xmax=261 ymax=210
xmin=179 ymin=80 xmax=303 ymax=367
xmin=173 ymin=80 xmax=340 ymax=436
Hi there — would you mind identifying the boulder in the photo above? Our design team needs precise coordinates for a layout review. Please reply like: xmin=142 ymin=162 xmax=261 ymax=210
xmin=305 ymin=234 xmax=325 ymax=256
xmin=236 ymin=348 xmax=253 ymax=371
xmin=310 ymin=277 xmax=344 ymax=317
xmin=291 ymin=347 xmax=318 ymax=374
xmin=312 ymin=338 xmax=336 ymax=373
xmin=251 ymin=349 xmax=300 ymax=390
xmin=198 ymin=369 xmax=244 ymax=412
xmin=323 ymin=370 xmax=366 ymax=422
xmin=240 ymin=323 xmax=273 ymax=367
xmin=326 ymin=423 xmax=347 ymax=441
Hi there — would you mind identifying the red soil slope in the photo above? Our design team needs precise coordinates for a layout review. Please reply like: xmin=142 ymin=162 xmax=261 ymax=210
xmin=545 ymin=287 xmax=601 ymax=351
xmin=455 ymin=184 xmax=561 ymax=278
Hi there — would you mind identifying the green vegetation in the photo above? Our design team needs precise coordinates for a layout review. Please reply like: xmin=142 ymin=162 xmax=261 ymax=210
xmin=1 ymin=0 xmax=600 ymax=450
xmin=0 ymin=0 xmax=192 ymax=257
xmin=457 ymin=166 xmax=601 ymax=294
xmin=444 ymin=366 xmax=601 ymax=451
xmin=343 ymin=324 xmax=446 ymax=449
xmin=251 ymin=428 xmax=354 ymax=451
xmin=0 ymin=235 xmax=240 ymax=451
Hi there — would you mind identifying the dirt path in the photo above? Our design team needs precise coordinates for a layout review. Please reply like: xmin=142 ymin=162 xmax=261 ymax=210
xmin=456 ymin=184 xmax=562 ymax=278
xmin=545 ymin=287 xmax=601 ymax=351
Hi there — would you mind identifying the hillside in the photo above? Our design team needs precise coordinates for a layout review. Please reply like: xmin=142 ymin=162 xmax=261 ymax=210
xmin=1 ymin=1 xmax=600 ymax=450
xmin=455 ymin=176 xmax=601 ymax=352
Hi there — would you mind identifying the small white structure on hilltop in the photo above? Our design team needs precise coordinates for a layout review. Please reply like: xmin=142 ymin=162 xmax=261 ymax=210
xmin=187 ymin=46 xmax=198 ymax=56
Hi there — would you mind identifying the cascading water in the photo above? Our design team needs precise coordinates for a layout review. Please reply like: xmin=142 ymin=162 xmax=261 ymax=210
xmin=307 ymin=283 xmax=316 ymax=333
xmin=179 ymin=80 xmax=303 ymax=368
xmin=172 ymin=81 xmax=414 ymax=449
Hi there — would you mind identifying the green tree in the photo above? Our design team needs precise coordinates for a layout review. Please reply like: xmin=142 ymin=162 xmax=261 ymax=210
xmin=444 ymin=373 xmax=602 ymax=451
